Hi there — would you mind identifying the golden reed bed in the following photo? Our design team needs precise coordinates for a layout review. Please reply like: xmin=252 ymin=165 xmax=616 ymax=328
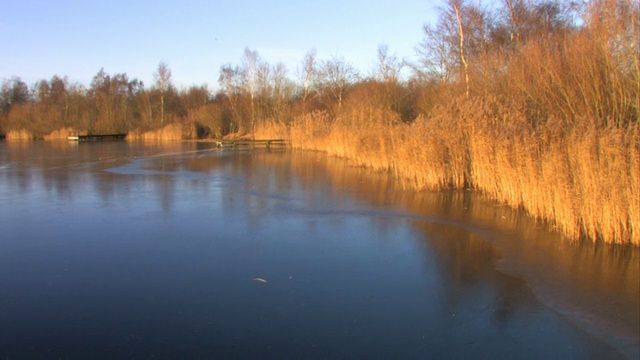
xmin=279 ymin=100 xmax=638 ymax=246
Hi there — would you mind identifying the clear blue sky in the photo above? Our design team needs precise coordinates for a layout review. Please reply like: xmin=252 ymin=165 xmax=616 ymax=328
xmin=0 ymin=0 xmax=438 ymax=91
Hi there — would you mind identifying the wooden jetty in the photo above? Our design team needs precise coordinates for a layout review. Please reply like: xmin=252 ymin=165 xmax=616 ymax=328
xmin=68 ymin=134 xmax=127 ymax=141
xmin=215 ymin=139 xmax=289 ymax=148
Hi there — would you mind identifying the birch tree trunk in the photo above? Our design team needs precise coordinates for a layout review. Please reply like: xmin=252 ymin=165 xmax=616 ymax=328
xmin=153 ymin=62 xmax=172 ymax=126
xmin=453 ymin=3 xmax=470 ymax=98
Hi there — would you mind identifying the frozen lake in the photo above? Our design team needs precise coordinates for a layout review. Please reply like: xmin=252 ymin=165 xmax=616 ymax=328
xmin=0 ymin=141 xmax=637 ymax=359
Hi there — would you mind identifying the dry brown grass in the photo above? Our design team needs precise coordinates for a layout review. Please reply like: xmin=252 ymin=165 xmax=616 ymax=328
xmin=5 ymin=129 xmax=34 ymax=140
xmin=288 ymin=96 xmax=639 ymax=245
xmin=290 ymin=110 xmax=335 ymax=152
xmin=43 ymin=127 xmax=75 ymax=140
xmin=128 ymin=123 xmax=196 ymax=141
xmin=254 ymin=118 xmax=289 ymax=140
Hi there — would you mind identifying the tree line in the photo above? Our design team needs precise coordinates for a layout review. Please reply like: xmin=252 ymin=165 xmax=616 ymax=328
xmin=1 ymin=0 xmax=636 ymax=138
xmin=0 ymin=48 xmax=405 ymax=138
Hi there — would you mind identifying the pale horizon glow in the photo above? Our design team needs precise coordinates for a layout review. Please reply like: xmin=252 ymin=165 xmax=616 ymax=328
xmin=0 ymin=0 xmax=438 ymax=92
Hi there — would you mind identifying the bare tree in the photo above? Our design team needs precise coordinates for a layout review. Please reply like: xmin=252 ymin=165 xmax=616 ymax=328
xmin=414 ymin=21 xmax=457 ymax=84
xmin=271 ymin=62 xmax=291 ymax=119
xmin=301 ymin=49 xmax=316 ymax=103
xmin=256 ymin=61 xmax=271 ymax=101
xmin=153 ymin=62 xmax=172 ymax=125
xmin=218 ymin=64 xmax=240 ymax=102
xmin=218 ymin=63 xmax=242 ymax=132
xmin=0 ymin=77 xmax=30 ymax=132
xmin=451 ymin=1 xmax=470 ymax=97
xmin=415 ymin=0 xmax=493 ymax=95
xmin=501 ymin=0 xmax=528 ymax=48
xmin=414 ymin=0 xmax=467 ymax=85
xmin=376 ymin=44 xmax=402 ymax=83
xmin=242 ymin=48 xmax=259 ymax=134
xmin=317 ymin=56 xmax=358 ymax=109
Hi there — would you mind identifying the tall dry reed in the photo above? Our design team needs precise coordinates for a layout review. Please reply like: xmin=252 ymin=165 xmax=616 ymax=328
xmin=288 ymin=96 xmax=639 ymax=245
xmin=43 ymin=127 xmax=75 ymax=140
xmin=253 ymin=118 xmax=289 ymax=140
xmin=5 ymin=129 xmax=34 ymax=140
xmin=128 ymin=122 xmax=195 ymax=141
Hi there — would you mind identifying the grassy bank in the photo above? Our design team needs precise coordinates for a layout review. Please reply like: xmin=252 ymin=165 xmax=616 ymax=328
xmin=282 ymin=97 xmax=639 ymax=246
